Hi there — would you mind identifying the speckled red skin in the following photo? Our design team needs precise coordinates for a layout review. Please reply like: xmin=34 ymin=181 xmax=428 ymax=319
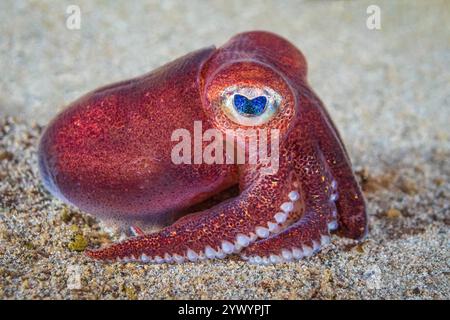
xmin=38 ymin=31 xmax=367 ymax=262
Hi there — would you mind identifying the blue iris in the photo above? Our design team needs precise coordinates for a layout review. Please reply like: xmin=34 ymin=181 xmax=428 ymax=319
xmin=233 ymin=94 xmax=267 ymax=117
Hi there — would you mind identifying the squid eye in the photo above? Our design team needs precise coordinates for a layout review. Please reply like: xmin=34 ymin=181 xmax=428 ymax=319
xmin=233 ymin=95 xmax=267 ymax=117
xmin=221 ymin=86 xmax=282 ymax=126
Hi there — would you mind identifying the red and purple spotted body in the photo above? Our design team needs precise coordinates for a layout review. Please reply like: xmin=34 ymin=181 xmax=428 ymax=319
xmin=39 ymin=31 xmax=367 ymax=264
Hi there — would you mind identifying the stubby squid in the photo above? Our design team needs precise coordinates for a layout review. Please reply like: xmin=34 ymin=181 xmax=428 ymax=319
xmin=38 ymin=31 xmax=367 ymax=264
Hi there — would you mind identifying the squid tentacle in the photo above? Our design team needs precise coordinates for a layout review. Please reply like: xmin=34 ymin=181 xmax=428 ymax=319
xmin=240 ymin=147 xmax=338 ymax=263
xmin=304 ymin=94 xmax=367 ymax=240
xmin=86 ymin=165 xmax=297 ymax=263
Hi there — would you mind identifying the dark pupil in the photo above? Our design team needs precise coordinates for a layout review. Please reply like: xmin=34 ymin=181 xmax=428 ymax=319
xmin=233 ymin=94 xmax=267 ymax=117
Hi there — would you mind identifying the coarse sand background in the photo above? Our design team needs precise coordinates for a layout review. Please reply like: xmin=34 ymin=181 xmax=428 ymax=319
xmin=0 ymin=0 xmax=449 ymax=299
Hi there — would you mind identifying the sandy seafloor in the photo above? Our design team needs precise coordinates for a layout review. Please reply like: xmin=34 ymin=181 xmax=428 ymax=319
xmin=0 ymin=0 xmax=449 ymax=299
